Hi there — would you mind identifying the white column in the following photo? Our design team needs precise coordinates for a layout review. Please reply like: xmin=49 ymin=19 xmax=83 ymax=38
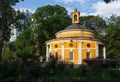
xmin=103 ymin=46 xmax=106 ymax=59
xmin=61 ymin=42 xmax=65 ymax=61
xmin=48 ymin=44 xmax=52 ymax=60
xmin=49 ymin=44 xmax=52 ymax=53
xmin=78 ymin=42 xmax=82 ymax=64
xmin=46 ymin=45 xmax=49 ymax=61
xmin=96 ymin=43 xmax=99 ymax=58
xmin=87 ymin=49 xmax=91 ymax=58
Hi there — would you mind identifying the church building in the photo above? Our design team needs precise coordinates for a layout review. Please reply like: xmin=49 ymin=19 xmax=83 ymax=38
xmin=46 ymin=9 xmax=106 ymax=65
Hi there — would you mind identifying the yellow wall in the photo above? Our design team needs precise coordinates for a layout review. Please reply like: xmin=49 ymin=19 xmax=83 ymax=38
xmin=72 ymin=12 xmax=80 ymax=24
xmin=49 ymin=41 xmax=96 ymax=64
xmin=52 ymin=43 xmax=62 ymax=48
xmin=64 ymin=49 xmax=69 ymax=60
xmin=82 ymin=49 xmax=87 ymax=59
xmin=57 ymin=49 xmax=61 ymax=60
xmin=90 ymin=50 xmax=96 ymax=58
xmin=64 ymin=42 xmax=71 ymax=48
xmin=82 ymin=42 xmax=96 ymax=59
xmin=73 ymin=49 xmax=78 ymax=64
xmin=57 ymin=33 xmax=94 ymax=38
xmin=64 ymin=41 xmax=78 ymax=48
xmin=82 ymin=49 xmax=96 ymax=59
xmin=82 ymin=42 xmax=95 ymax=48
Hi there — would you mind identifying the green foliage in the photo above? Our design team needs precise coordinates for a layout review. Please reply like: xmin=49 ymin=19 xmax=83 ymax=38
xmin=104 ymin=0 xmax=111 ymax=3
xmin=80 ymin=15 xmax=106 ymax=39
xmin=13 ymin=5 xmax=71 ymax=62
xmin=80 ymin=15 xmax=120 ymax=66
xmin=31 ymin=5 xmax=71 ymax=55
xmin=0 ymin=0 xmax=24 ymax=61
xmin=15 ymin=28 xmax=38 ymax=62
xmin=0 ymin=61 xmax=20 ymax=80
xmin=104 ymin=15 xmax=120 ymax=66
xmin=0 ymin=60 xmax=120 ymax=82
xmin=103 ymin=0 xmax=116 ymax=3
xmin=33 ymin=5 xmax=71 ymax=38
xmin=0 ymin=0 xmax=25 ymax=41
xmin=2 ymin=42 xmax=16 ymax=61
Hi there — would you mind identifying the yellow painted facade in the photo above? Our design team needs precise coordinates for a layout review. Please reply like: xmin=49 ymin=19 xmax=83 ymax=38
xmin=46 ymin=9 xmax=106 ymax=65
xmin=56 ymin=30 xmax=96 ymax=38
xmin=71 ymin=8 xmax=80 ymax=24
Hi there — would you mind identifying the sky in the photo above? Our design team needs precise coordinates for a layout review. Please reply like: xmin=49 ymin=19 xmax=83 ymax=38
xmin=14 ymin=0 xmax=120 ymax=18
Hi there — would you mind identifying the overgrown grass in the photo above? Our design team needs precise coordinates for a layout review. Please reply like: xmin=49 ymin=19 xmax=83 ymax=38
xmin=0 ymin=61 xmax=120 ymax=82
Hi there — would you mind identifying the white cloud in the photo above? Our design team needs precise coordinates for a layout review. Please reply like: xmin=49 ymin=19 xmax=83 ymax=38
xmin=66 ymin=7 xmax=95 ymax=16
xmin=66 ymin=7 xmax=74 ymax=15
xmin=66 ymin=7 xmax=93 ymax=17
xmin=92 ymin=0 xmax=120 ymax=18
xmin=15 ymin=7 xmax=35 ymax=13
xmin=56 ymin=0 xmax=89 ymax=4
xmin=80 ymin=12 xmax=89 ymax=16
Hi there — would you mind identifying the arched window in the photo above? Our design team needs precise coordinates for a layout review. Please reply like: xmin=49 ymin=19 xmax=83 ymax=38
xmin=74 ymin=15 xmax=77 ymax=22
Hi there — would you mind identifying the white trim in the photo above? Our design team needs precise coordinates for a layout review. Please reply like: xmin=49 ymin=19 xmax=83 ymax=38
xmin=55 ymin=49 xmax=57 ymax=52
xmin=78 ymin=42 xmax=82 ymax=64
xmin=70 ymin=48 xmax=73 ymax=52
xmin=46 ymin=45 xmax=49 ymax=61
xmin=48 ymin=44 xmax=52 ymax=61
xmin=87 ymin=49 xmax=90 ymax=52
xmin=50 ymin=48 xmax=96 ymax=50
xmin=90 ymin=52 xmax=91 ymax=58
xmin=63 ymin=60 xmax=78 ymax=62
xmin=51 ymin=48 xmax=78 ymax=50
xmin=49 ymin=44 xmax=52 ymax=52
xmin=103 ymin=46 xmax=106 ymax=59
xmin=46 ymin=40 xmax=103 ymax=45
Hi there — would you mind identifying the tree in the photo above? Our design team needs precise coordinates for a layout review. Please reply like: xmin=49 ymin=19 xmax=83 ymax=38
xmin=0 ymin=0 xmax=25 ymax=61
xmin=15 ymin=28 xmax=38 ymax=62
xmin=31 ymin=5 xmax=71 ymax=56
xmin=104 ymin=15 xmax=120 ymax=66
xmin=104 ymin=0 xmax=115 ymax=3
xmin=2 ymin=42 xmax=16 ymax=61
xmin=80 ymin=15 xmax=106 ymax=38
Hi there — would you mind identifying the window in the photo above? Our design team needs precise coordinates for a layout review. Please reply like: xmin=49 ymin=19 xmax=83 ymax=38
xmin=55 ymin=52 xmax=58 ymax=60
xmin=69 ymin=52 xmax=73 ymax=60
xmin=55 ymin=44 xmax=58 ymax=48
xmin=69 ymin=43 xmax=73 ymax=47
xmin=86 ymin=52 xmax=90 ymax=59
xmin=87 ymin=43 xmax=90 ymax=48
xmin=74 ymin=15 xmax=77 ymax=21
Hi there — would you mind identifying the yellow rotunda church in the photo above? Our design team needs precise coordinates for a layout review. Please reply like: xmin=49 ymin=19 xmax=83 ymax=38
xmin=46 ymin=9 xmax=106 ymax=65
